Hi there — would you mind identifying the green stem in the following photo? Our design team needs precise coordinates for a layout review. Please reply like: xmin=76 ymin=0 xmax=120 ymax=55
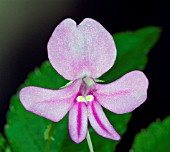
xmin=86 ymin=130 xmax=94 ymax=152
xmin=44 ymin=122 xmax=56 ymax=152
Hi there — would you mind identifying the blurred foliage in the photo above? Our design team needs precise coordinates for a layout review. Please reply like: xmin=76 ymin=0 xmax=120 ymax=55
xmin=0 ymin=133 xmax=5 ymax=152
xmin=5 ymin=27 xmax=160 ymax=152
xmin=132 ymin=116 xmax=170 ymax=152
xmin=0 ymin=133 xmax=11 ymax=152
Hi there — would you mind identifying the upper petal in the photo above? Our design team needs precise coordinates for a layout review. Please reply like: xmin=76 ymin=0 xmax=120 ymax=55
xmin=88 ymin=100 xmax=120 ymax=140
xmin=48 ymin=18 xmax=116 ymax=80
xmin=69 ymin=102 xmax=88 ymax=143
xmin=19 ymin=80 xmax=81 ymax=122
xmin=94 ymin=71 xmax=148 ymax=114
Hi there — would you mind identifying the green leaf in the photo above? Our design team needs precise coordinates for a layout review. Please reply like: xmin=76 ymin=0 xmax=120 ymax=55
xmin=132 ymin=116 xmax=170 ymax=152
xmin=0 ymin=133 xmax=11 ymax=152
xmin=100 ymin=26 xmax=161 ymax=83
xmin=5 ymin=26 xmax=160 ymax=152
xmin=5 ymin=62 xmax=69 ymax=152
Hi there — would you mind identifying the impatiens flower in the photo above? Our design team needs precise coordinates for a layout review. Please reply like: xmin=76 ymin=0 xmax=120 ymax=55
xmin=19 ymin=18 xmax=148 ymax=143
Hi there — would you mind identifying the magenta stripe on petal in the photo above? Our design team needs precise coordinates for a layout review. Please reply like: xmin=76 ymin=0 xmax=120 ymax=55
xmin=91 ymin=101 xmax=110 ymax=135
xmin=69 ymin=102 xmax=88 ymax=143
xmin=88 ymin=101 xmax=120 ymax=140
xmin=77 ymin=103 xmax=82 ymax=137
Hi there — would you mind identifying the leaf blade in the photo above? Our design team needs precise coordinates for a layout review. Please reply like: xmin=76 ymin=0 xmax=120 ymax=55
xmin=132 ymin=116 xmax=170 ymax=152
xmin=100 ymin=26 xmax=161 ymax=83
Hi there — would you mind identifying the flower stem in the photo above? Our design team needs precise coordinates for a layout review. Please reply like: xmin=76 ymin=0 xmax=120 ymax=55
xmin=86 ymin=130 xmax=94 ymax=152
xmin=44 ymin=122 xmax=56 ymax=152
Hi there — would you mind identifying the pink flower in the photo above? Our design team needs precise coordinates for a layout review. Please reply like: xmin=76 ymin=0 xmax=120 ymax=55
xmin=19 ymin=18 xmax=148 ymax=143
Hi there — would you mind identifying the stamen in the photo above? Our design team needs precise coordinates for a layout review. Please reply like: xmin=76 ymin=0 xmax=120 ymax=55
xmin=76 ymin=95 xmax=94 ymax=103
xmin=76 ymin=96 xmax=85 ymax=102
xmin=86 ymin=95 xmax=94 ymax=102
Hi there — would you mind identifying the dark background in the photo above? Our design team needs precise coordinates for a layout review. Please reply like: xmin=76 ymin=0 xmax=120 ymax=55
xmin=0 ymin=0 xmax=169 ymax=151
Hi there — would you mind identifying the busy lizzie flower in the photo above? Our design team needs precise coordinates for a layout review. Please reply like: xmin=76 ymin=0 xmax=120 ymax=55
xmin=19 ymin=18 xmax=148 ymax=143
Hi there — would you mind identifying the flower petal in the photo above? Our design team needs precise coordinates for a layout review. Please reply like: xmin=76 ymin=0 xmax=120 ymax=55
xmin=48 ymin=18 xmax=116 ymax=80
xmin=69 ymin=102 xmax=88 ymax=143
xmin=19 ymin=80 xmax=81 ymax=122
xmin=94 ymin=71 xmax=149 ymax=114
xmin=88 ymin=101 xmax=120 ymax=140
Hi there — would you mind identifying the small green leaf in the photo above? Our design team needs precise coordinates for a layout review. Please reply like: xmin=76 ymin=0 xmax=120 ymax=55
xmin=5 ymin=26 xmax=160 ymax=152
xmin=44 ymin=123 xmax=55 ymax=141
xmin=132 ymin=116 xmax=170 ymax=152
xmin=100 ymin=26 xmax=161 ymax=83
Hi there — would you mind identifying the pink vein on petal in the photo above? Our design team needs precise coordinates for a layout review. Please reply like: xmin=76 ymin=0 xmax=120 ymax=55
xmin=112 ymin=90 xmax=129 ymax=96
xmin=95 ymin=71 xmax=148 ymax=114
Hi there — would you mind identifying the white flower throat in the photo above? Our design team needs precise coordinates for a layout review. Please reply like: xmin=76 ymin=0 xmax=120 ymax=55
xmin=76 ymin=77 xmax=95 ymax=103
